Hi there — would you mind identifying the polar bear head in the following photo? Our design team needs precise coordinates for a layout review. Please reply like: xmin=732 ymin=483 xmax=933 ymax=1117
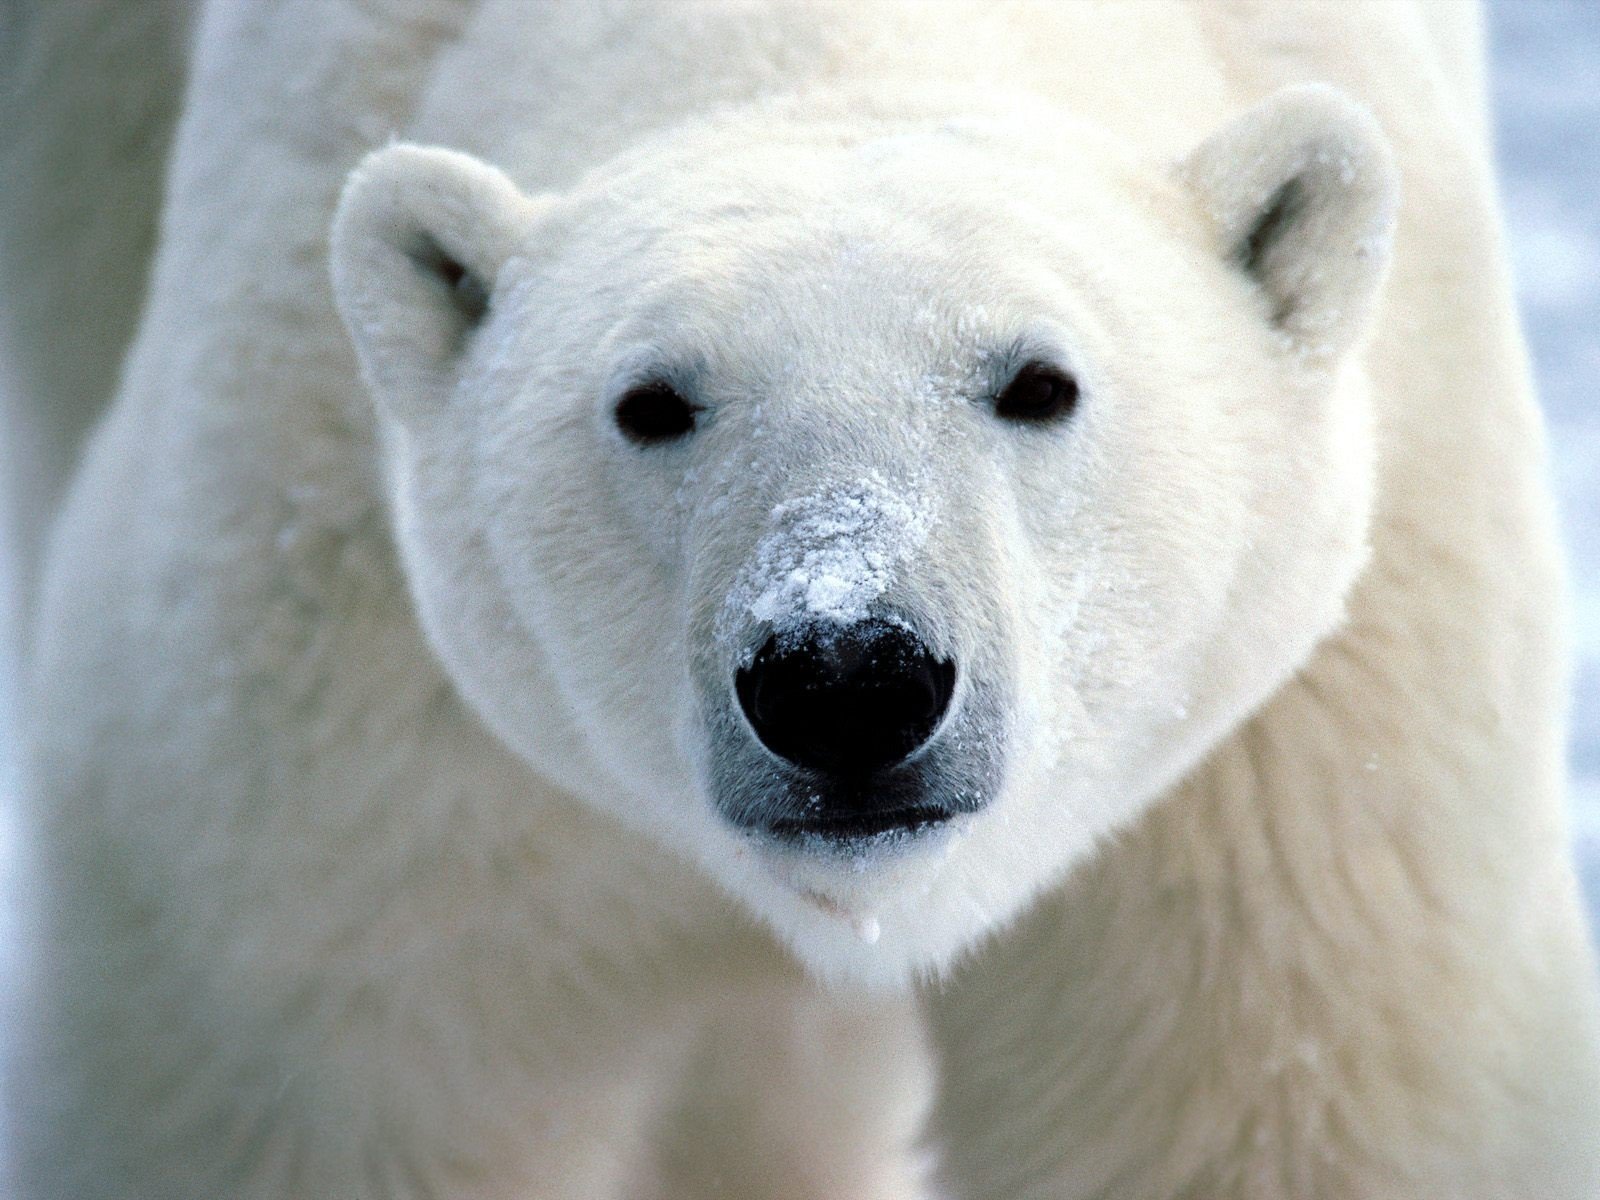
xmin=331 ymin=85 xmax=1396 ymax=986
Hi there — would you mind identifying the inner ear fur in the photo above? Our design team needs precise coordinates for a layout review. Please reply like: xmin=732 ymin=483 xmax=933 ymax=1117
xmin=330 ymin=143 xmax=547 ymax=415
xmin=1181 ymin=84 xmax=1400 ymax=361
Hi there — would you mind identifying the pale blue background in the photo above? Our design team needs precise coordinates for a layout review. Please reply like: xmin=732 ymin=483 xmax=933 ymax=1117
xmin=1492 ymin=0 xmax=1600 ymax=920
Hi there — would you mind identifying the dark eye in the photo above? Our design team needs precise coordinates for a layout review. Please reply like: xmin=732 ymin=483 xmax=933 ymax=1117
xmin=614 ymin=381 xmax=701 ymax=445
xmin=993 ymin=361 xmax=1079 ymax=424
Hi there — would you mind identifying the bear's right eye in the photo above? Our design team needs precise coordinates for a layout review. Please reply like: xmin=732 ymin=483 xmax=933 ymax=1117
xmin=614 ymin=382 xmax=701 ymax=445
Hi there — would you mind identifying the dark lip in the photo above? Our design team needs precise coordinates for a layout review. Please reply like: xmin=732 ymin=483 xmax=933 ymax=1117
xmin=764 ymin=805 xmax=956 ymax=844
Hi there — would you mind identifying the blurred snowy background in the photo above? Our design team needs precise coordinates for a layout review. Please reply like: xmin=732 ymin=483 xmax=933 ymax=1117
xmin=0 ymin=0 xmax=1596 ymax=965
xmin=1492 ymin=0 xmax=1600 ymax=922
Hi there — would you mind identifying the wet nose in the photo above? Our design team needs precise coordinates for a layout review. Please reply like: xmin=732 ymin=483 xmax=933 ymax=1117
xmin=734 ymin=620 xmax=956 ymax=776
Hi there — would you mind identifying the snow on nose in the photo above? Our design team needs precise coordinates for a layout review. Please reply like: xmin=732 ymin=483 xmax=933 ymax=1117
xmin=727 ymin=473 xmax=936 ymax=645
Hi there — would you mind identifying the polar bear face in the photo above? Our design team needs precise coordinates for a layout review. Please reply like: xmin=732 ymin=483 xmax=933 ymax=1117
xmin=331 ymin=86 xmax=1396 ymax=986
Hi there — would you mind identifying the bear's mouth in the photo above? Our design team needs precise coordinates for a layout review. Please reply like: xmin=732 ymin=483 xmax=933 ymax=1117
xmin=764 ymin=804 xmax=956 ymax=844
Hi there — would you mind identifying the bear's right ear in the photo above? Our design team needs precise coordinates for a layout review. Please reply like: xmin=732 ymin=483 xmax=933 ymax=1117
xmin=330 ymin=143 xmax=549 ymax=416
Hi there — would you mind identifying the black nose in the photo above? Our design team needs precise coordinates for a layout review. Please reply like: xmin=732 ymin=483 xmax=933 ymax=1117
xmin=735 ymin=621 xmax=956 ymax=776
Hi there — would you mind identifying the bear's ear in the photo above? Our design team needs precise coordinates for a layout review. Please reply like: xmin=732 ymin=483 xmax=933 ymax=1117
xmin=330 ymin=143 xmax=549 ymax=416
xmin=1179 ymin=84 xmax=1399 ymax=362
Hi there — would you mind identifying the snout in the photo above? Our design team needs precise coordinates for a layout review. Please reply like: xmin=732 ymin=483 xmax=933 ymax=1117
xmin=727 ymin=620 xmax=973 ymax=841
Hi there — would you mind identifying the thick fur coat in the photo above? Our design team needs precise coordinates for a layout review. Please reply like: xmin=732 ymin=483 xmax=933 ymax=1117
xmin=3 ymin=2 xmax=1597 ymax=1197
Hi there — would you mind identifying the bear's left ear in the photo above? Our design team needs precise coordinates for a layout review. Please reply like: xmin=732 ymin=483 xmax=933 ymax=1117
xmin=330 ymin=143 xmax=550 ymax=418
xmin=1180 ymin=84 xmax=1399 ymax=362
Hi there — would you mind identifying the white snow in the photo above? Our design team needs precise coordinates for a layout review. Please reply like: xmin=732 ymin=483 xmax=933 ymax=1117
xmin=1492 ymin=0 xmax=1600 ymax=922
xmin=735 ymin=473 xmax=935 ymax=640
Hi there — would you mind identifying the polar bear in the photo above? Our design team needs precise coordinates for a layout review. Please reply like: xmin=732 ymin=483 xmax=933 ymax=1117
xmin=4 ymin=1 xmax=1598 ymax=1198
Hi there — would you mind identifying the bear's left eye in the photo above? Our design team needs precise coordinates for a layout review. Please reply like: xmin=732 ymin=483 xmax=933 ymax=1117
xmin=614 ymin=381 xmax=702 ymax=445
xmin=993 ymin=361 xmax=1080 ymax=425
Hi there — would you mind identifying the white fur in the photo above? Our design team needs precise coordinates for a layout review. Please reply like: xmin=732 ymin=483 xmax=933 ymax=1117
xmin=4 ymin=1 xmax=1597 ymax=1197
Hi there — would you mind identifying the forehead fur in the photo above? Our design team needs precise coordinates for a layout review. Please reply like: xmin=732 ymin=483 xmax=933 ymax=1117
xmin=490 ymin=112 xmax=1224 ymax=407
